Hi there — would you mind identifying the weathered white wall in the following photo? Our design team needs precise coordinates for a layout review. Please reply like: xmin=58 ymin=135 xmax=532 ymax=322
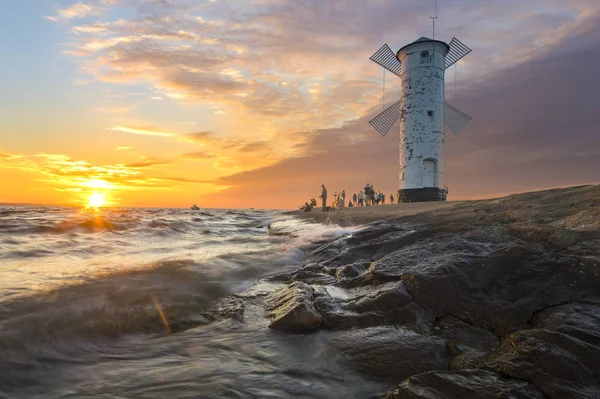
xmin=397 ymin=40 xmax=448 ymax=190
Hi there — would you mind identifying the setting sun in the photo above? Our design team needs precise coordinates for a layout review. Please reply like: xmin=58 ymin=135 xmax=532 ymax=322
xmin=87 ymin=192 xmax=106 ymax=208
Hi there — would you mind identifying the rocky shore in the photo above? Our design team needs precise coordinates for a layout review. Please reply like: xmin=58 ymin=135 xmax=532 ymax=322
xmin=221 ymin=185 xmax=600 ymax=398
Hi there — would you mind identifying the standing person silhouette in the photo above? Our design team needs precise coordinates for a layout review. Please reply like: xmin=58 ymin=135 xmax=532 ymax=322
xmin=319 ymin=184 xmax=328 ymax=211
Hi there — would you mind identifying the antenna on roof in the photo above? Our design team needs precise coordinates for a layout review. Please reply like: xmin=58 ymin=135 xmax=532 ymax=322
xmin=430 ymin=0 xmax=438 ymax=40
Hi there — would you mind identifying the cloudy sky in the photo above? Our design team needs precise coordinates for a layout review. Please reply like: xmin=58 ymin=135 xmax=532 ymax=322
xmin=1 ymin=0 xmax=599 ymax=208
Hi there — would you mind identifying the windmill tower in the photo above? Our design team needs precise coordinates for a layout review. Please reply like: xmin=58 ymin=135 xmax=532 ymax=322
xmin=369 ymin=35 xmax=472 ymax=203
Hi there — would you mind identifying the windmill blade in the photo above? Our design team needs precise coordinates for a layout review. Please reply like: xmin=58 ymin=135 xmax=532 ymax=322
xmin=444 ymin=102 xmax=472 ymax=135
xmin=369 ymin=100 xmax=401 ymax=137
xmin=445 ymin=37 xmax=471 ymax=69
xmin=370 ymin=44 xmax=402 ymax=77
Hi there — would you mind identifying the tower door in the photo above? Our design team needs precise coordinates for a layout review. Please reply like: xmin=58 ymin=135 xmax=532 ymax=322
xmin=423 ymin=159 xmax=437 ymax=187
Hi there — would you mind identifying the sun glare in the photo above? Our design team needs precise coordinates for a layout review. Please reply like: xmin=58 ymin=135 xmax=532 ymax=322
xmin=85 ymin=179 xmax=111 ymax=189
xmin=87 ymin=192 xmax=106 ymax=208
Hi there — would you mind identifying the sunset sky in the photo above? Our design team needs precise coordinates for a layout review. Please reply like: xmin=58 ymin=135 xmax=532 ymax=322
xmin=1 ymin=0 xmax=599 ymax=209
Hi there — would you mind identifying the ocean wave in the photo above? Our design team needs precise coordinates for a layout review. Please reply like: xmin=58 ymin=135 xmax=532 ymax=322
xmin=0 ymin=248 xmax=57 ymax=259
xmin=0 ymin=260 xmax=227 ymax=349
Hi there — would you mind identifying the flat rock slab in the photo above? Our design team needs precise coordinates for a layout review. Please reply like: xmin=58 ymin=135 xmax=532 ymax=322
xmin=327 ymin=326 xmax=449 ymax=381
xmin=263 ymin=281 xmax=322 ymax=332
xmin=382 ymin=370 xmax=544 ymax=399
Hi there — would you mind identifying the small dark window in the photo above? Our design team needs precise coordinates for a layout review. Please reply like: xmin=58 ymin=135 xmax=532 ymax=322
xmin=427 ymin=110 xmax=434 ymax=116
xmin=420 ymin=51 xmax=430 ymax=64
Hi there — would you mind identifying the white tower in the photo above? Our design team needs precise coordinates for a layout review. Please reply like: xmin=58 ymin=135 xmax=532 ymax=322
xmin=369 ymin=37 xmax=472 ymax=202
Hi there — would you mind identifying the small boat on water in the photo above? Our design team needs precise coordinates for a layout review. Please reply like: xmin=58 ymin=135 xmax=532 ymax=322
xmin=191 ymin=204 xmax=200 ymax=210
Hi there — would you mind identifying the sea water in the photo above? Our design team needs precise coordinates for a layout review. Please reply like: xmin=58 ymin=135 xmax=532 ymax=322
xmin=0 ymin=206 xmax=385 ymax=398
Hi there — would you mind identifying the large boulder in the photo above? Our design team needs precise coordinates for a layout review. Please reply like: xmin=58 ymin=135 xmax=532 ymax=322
xmin=327 ymin=326 xmax=449 ymax=381
xmin=382 ymin=370 xmax=544 ymax=399
xmin=263 ymin=282 xmax=322 ymax=332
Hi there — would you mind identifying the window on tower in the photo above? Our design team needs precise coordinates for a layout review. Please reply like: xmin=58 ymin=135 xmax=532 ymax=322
xmin=420 ymin=51 xmax=430 ymax=64
xmin=427 ymin=110 xmax=434 ymax=117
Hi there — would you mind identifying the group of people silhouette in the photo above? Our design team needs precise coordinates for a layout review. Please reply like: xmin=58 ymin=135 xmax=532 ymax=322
xmin=315 ymin=184 xmax=397 ymax=211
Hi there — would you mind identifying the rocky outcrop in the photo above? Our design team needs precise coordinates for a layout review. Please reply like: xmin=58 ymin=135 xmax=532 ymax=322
xmin=263 ymin=282 xmax=322 ymax=332
xmin=383 ymin=370 xmax=545 ymax=398
xmin=266 ymin=185 xmax=600 ymax=397
xmin=327 ymin=326 xmax=449 ymax=381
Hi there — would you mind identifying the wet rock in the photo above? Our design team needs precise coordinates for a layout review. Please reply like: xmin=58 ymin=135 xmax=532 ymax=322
xmin=327 ymin=326 xmax=449 ymax=381
xmin=382 ymin=370 xmax=544 ymax=398
xmin=267 ymin=263 xmax=337 ymax=285
xmin=203 ymin=296 xmax=245 ymax=321
xmin=312 ymin=286 xmax=359 ymax=330
xmin=335 ymin=263 xmax=368 ymax=280
xmin=345 ymin=281 xmax=412 ymax=313
xmin=311 ymin=286 xmax=391 ymax=330
xmin=315 ymin=225 xmax=431 ymax=269
xmin=263 ymin=282 xmax=322 ymax=332
xmin=432 ymin=315 xmax=498 ymax=369
xmin=530 ymin=300 xmax=600 ymax=346
xmin=487 ymin=327 xmax=600 ymax=399
xmin=285 ymin=263 xmax=337 ymax=285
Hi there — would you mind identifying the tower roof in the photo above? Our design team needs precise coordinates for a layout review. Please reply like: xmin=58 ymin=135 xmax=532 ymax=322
xmin=412 ymin=36 xmax=432 ymax=43
xmin=397 ymin=37 xmax=449 ymax=56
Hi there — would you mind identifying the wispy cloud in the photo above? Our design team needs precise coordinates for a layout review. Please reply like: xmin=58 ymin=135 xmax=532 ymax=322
xmin=125 ymin=156 xmax=171 ymax=168
xmin=45 ymin=2 xmax=101 ymax=22
xmin=108 ymin=125 xmax=176 ymax=137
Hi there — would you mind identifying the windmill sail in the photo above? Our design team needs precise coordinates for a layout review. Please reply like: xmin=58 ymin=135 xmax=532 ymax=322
xmin=444 ymin=102 xmax=472 ymax=135
xmin=445 ymin=37 xmax=471 ymax=69
xmin=369 ymin=44 xmax=402 ymax=77
xmin=369 ymin=100 xmax=401 ymax=137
